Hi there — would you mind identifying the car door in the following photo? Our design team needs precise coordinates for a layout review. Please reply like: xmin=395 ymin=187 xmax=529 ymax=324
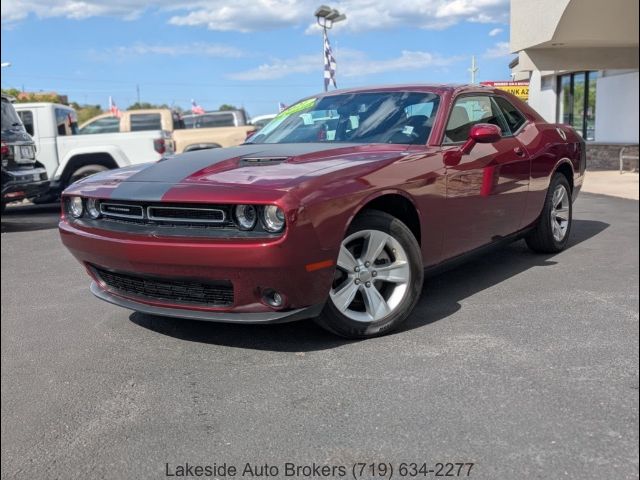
xmin=441 ymin=94 xmax=530 ymax=259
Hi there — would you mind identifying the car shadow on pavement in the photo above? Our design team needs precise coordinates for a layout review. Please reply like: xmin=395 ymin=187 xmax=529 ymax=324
xmin=402 ymin=219 xmax=609 ymax=333
xmin=1 ymin=203 xmax=60 ymax=233
xmin=129 ymin=219 xmax=609 ymax=351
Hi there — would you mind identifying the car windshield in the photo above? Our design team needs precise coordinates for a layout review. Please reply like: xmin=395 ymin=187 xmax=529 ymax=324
xmin=1 ymin=98 xmax=24 ymax=133
xmin=247 ymin=91 xmax=440 ymax=145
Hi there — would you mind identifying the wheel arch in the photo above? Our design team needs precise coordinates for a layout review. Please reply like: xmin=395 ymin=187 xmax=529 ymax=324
xmin=60 ymin=153 xmax=118 ymax=187
xmin=553 ymin=159 xmax=575 ymax=193
xmin=347 ymin=190 xmax=422 ymax=245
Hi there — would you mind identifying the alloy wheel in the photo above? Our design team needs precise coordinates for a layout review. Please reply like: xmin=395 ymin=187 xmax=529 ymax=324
xmin=329 ymin=229 xmax=411 ymax=323
xmin=550 ymin=183 xmax=570 ymax=242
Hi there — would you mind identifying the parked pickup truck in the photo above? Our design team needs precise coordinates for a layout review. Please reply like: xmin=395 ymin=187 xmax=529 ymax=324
xmin=79 ymin=109 xmax=255 ymax=153
xmin=1 ymin=95 xmax=49 ymax=211
xmin=14 ymin=103 xmax=173 ymax=199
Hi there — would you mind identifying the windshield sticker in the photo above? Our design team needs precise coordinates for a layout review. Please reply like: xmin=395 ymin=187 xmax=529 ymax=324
xmin=275 ymin=98 xmax=317 ymax=120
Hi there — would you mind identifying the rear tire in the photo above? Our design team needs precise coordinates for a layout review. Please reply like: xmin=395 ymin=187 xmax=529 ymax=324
xmin=525 ymin=173 xmax=572 ymax=253
xmin=314 ymin=210 xmax=423 ymax=339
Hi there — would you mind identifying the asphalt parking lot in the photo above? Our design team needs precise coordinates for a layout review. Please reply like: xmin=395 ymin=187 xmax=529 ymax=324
xmin=1 ymin=193 xmax=638 ymax=480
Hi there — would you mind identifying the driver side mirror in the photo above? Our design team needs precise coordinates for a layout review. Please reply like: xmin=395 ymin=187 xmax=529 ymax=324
xmin=461 ymin=123 xmax=501 ymax=153
xmin=444 ymin=123 xmax=502 ymax=166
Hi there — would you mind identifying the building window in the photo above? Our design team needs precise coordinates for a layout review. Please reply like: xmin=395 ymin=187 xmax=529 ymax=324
xmin=557 ymin=71 xmax=598 ymax=141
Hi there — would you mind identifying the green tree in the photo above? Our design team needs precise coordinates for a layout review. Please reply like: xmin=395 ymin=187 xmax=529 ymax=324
xmin=218 ymin=104 xmax=238 ymax=111
xmin=73 ymin=104 xmax=104 ymax=124
xmin=1 ymin=88 xmax=62 ymax=104
xmin=128 ymin=101 xmax=170 ymax=110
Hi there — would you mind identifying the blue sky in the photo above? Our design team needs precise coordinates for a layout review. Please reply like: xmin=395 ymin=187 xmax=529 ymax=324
xmin=1 ymin=0 xmax=514 ymax=117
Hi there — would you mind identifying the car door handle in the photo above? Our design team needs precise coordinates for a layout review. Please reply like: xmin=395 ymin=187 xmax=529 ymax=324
xmin=514 ymin=147 xmax=526 ymax=157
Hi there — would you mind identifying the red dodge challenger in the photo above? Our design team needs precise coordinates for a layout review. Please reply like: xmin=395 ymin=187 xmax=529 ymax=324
xmin=59 ymin=85 xmax=585 ymax=338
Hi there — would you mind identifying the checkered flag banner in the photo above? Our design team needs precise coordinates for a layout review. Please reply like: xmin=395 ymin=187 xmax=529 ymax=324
xmin=323 ymin=29 xmax=337 ymax=91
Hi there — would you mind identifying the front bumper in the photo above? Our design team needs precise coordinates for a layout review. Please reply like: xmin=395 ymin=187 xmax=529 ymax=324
xmin=91 ymin=282 xmax=324 ymax=323
xmin=59 ymin=218 xmax=337 ymax=321
xmin=1 ymin=166 xmax=49 ymax=203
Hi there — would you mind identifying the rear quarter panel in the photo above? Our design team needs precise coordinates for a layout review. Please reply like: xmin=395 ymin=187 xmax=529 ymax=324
xmin=54 ymin=131 xmax=165 ymax=179
xmin=520 ymin=122 xmax=584 ymax=228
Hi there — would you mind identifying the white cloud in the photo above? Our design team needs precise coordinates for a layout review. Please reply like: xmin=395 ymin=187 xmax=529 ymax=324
xmin=483 ymin=41 xmax=513 ymax=58
xmin=3 ymin=0 xmax=509 ymax=32
xmin=229 ymin=48 xmax=459 ymax=81
xmin=435 ymin=0 xmax=508 ymax=23
xmin=99 ymin=42 xmax=245 ymax=59
xmin=1 ymin=0 xmax=156 ymax=23
xmin=228 ymin=54 xmax=319 ymax=81
xmin=168 ymin=0 xmax=308 ymax=32
xmin=488 ymin=27 xmax=503 ymax=36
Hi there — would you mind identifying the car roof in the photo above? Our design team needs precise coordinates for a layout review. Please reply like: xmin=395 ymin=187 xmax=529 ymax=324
xmin=182 ymin=111 xmax=240 ymax=118
xmin=13 ymin=102 xmax=73 ymax=109
xmin=316 ymin=84 xmax=498 ymax=96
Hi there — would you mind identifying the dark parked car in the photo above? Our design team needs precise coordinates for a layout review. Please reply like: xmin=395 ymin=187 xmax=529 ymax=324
xmin=1 ymin=94 xmax=48 ymax=211
xmin=59 ymin=85 xmax=584 ymax=338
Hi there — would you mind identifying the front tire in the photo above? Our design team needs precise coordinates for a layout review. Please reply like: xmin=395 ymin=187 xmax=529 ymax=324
xmin=315 ymin=210 xmax=423 ymax=339
xmin=525 ymin=173 xmax=572 ymax=253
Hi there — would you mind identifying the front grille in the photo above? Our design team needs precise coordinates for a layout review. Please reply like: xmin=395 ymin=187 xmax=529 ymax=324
xmin=97 ymin=201 xmax=234 ymax=228
xmin=75 ymin=200 xmax=284 ymax=238
xmin=100 ymin=202 xmax=144 ymax=219
xmin=93 ymin=266 xmax=234 ymax=306
xmin=147 ymin=206 xmax=225 ymax=223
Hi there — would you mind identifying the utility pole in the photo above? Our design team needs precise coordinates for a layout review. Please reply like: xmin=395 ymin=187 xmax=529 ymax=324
xmin=468 ymin=56 xmax=479 ymax=84
xmin=136 ymin=84 xmax=140 ymax=104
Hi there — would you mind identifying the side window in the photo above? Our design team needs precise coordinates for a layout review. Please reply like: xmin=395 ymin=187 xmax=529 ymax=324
xmin=391 ymin=101 xmax=438 ymax=144
xmin=79 ymin=117 xmax=120 ymax=135
xmin=55 ymin=108 xmax=78 ymax=136
xmin=494 ymin=96 xmax=527 ymax=134
xmin=444 ymin=95 xmax=507 ymax=143
xmin=130 ymin=113 xmax=162 ymax=131
xmin=197 ymin=113 xmax=236 ymax=128
xmin=18 ymin=110 xmax=35 ymax=136
xmin=172 ymin=111 xmax=185 ymax=130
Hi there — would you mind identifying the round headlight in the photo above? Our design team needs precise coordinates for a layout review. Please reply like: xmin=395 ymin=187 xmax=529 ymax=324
xmin=234 ymin=204 xmax=257 ymax=230
xmin=86 ymin=198 xmax=101 ymax=219
xmin=69 ymin=196 xmax=84 ymax=218
xmin=262 ymin=205 xmax=285 ymax=232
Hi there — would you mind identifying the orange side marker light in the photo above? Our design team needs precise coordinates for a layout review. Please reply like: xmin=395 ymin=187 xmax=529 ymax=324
xmin=305 ymin=259 xmax=334 ymax=272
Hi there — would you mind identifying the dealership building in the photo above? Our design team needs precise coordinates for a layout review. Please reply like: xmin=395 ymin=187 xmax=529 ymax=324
xmin=509 ymin=0 xmax=638 ymax=170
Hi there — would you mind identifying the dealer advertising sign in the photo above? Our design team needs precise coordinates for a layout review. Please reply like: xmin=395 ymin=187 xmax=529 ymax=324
xmin=480 ymin=81 xmax=530 ymax=101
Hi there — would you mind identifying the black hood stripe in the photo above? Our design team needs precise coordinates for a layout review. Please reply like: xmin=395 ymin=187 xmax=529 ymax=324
xmin=109 ymin=147 xmax=250 ymax=201
xmin=107 ymin=181 xmax=176 ymax=202
xmin=108 ymin=143 xmax=360 ymax=201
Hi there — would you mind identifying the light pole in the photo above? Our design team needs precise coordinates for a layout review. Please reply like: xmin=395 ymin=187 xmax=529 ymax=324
xmin=314 ymin=5 xmax=346 ymax=91
xmin=468 ymin=56 xmax=479 ymax=84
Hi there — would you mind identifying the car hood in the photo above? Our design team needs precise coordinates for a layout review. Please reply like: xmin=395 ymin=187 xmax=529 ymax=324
xmin=71 ymin=143 xmax=410 ymax=201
